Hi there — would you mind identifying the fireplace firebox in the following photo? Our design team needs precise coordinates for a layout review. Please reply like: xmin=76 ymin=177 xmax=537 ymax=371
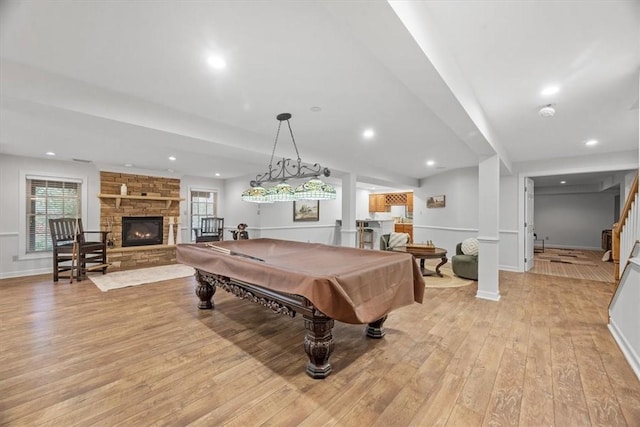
xmin=122 ymin=216 xmax=163 ymax=247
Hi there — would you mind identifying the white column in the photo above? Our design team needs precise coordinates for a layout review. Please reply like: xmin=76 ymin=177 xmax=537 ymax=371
xmin=340 ymin=173 xmax=357 ymax=247
xmin=175 ymin=216 xmax=182 ymax=244
xmin=168 ymin=216 xmax=175 ymax=246
xmin=477 ymin=155 xmax=501 ymax=301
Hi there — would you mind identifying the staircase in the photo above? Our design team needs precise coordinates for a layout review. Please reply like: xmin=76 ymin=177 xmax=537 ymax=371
xmin=609 ymin=171 xmax=639 ymax=380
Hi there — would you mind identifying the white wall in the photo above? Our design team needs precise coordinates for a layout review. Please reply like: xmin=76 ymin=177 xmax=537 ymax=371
xmin=534 ymin=192 xmax=616 ymax=250
xmin=240 ymin=183 xmax=343 ymax=246
xmin=415 ymin=167 xmax=479 ymax=259
xmin=356 ymin=188 xmax=370 ymax=220
xmin=0 ymin=154 xmax=100 ymax=278
xmin=499 ymin=175 xmax=519 ymax=270
xmin=180 ymin=174 xmax=225 ymax=242
xmin=609 ymin=258 xmax=640 ymax=380
xmin=410 ymin=166 xmax=520 ymax=271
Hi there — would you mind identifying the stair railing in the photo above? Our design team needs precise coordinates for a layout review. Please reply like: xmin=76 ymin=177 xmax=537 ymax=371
xmin=613 ymin=172 xmax=639 ymax=281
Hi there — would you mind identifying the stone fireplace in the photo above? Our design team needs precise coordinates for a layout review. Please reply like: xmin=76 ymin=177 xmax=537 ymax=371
xmin=99 ymin=171 xmax=182 ymax=270
xmin=122 ymin=216 xmax=163 ymax=247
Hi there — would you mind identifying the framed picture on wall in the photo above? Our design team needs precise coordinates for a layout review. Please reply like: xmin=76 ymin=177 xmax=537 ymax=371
xmin=427 ymin=195 xmax=446 ymax=208
xmin=293 ymin=200 xmax=320 ymax=222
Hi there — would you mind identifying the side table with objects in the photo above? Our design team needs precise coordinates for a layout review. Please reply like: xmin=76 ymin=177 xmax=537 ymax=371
xmin=393 ymin=243 xmax=448 ymax=277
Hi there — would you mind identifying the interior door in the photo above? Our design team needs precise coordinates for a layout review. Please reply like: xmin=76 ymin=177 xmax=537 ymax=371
xmin=524 ymin=177 xmax=535 ymax=271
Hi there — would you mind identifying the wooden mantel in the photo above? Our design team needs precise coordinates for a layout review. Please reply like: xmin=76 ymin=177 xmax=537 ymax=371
xmin=98 ymin=194 xmax=184 ymax=209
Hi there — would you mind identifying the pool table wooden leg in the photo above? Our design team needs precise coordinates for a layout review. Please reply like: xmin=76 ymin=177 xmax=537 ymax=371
xmin=366 ymin=315 xmax=387 ymax=338
xmin=303 ymin=315 xmax=335 ymax=379
xmin=195 ymin=270 xmax=216 ymax=309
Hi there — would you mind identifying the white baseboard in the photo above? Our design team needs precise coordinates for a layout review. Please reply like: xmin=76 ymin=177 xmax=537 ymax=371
xmin=608 ymin=320 xmax=640 ymax=381
xmin=546 ymin=244 xmax=603 ymax=251
xmin=476 ymin=290 xmax=501 ymax=301
xmin=0 ymin=268 xmax=50 ymax=280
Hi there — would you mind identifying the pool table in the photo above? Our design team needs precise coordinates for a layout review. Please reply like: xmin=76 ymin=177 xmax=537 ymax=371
xmin=176 ymin=238 xmax=424 ymax=379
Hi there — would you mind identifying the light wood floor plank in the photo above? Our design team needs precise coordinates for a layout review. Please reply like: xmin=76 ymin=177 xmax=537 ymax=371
xmin=1 ymin=266 xmax=639 ymax=426
xmin=550 ymin=326 xmax=591 ymax=426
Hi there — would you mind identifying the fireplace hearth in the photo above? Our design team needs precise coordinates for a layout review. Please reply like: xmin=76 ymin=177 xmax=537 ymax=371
xmin=122 ymin=216 xmax=163 ymax=247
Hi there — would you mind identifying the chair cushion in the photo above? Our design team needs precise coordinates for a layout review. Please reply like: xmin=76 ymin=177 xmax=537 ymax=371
xmin=387 ymin=232 xmax=409 ymax=249
xmin=452 ymin=254 xmax=478 ymax=280
xmin=461 ymin=238 xmax=479 ymax=256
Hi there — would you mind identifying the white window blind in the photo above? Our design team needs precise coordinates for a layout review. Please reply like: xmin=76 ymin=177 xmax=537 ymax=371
xmin=190 ymin=190 xmax=217 ymax=241
xmin=26 ymin=177 xmax=82 ymax=252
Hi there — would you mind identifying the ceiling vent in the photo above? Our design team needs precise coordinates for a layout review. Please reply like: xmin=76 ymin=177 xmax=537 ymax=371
xmin=538 ymin=105 xmax=556 ymax=118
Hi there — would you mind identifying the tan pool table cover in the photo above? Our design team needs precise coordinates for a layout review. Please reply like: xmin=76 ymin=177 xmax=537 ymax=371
xmin=176 ymin=238 xmax=424 ymax=324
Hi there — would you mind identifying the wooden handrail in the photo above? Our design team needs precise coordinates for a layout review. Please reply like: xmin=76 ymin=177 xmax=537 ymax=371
xmin=613 ymin=171 xmax=639 ymax=280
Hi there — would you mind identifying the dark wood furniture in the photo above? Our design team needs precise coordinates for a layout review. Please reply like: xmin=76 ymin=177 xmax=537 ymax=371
xmin=49 ymin=218 xmax=108 ymax=282
xmin=194 ymin=270 xmax=387 ymax=379
xmin=393 ymin=245 xmax=448 ymax=277
xmin=194 ymin=217 xmax=224 ymax=242
xmin=602 ymin=229 xmax=612 ymax=251
xmin=176 ymin=239 xmax=424 ymax=379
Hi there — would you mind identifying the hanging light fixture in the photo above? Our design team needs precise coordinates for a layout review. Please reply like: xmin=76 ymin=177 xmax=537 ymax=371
xmin=242 ymin=113 xmax=336 ymax=202
xmin=241 ymin=185 xmax=272 ymax=203
xmin=294 ymin=177 xmax=336 ymax=200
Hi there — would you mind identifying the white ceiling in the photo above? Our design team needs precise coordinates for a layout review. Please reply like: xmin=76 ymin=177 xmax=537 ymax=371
xmin=0 ymin=1 xmax=638 ymax=189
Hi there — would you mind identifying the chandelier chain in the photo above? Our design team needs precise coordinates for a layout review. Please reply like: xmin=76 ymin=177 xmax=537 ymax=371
xmin=248 ymin=113 xmax=332 ymax=188
xmin=268 ymin=120 xmax=284 ymax=171
xmin=285 ymin=119 xmax=302 ymax=163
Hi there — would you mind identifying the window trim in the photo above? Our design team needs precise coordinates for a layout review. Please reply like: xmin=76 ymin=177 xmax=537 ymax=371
xmin=19 ymin=171 xmax=88 ymax=260
xmin=188 ymin=187 xmax=219 ymax=242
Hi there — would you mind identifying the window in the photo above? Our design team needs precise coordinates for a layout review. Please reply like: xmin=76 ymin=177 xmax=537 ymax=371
xmin=26 ymin=177 xmax=81 ymax=252
xmin=190 ymin=189 xmax=217 ymax=241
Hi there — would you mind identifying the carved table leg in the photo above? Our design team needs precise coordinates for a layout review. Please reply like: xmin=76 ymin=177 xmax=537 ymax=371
xmin=303 ymin=314 xmax=335 ymax=379
xmin=366 ymin=315 xmax=387 ymax=338
xmin=434 ymin=256 xmax=448 ymax=277
xmin=195 ymin=270 xmax=216 ymax=309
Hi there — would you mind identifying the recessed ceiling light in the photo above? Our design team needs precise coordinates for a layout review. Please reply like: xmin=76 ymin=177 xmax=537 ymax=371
xmin=45 ymin=151 xmax=56 ymax=156
xmin=124 ymin=163 xmax=133 ymax=167
xmin=426 ymin=160 xmax=435 ymax=166
xmin=215 ymin=173 xmax=220 ymax=177
xmin=560 ymin=180 xmax=567 ymax=184
xmin=168 ymin=156 xmax=177 ymax=161
xmin=585 ymin=139 xmax=598 ymax=146
xmin=310 ymin=106 xmax=322 ymax=112
xmin=541 ymin=85 xmax=559 ymax=96
xmin=363 ymin=129 xmax=375 ymax=139
xmin=207 ymin=56 xmax=226 ymax=70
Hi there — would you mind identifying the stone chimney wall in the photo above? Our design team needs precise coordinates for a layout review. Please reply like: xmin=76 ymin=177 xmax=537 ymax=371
xmin=99 ymin=171 xmax=181 ymax=269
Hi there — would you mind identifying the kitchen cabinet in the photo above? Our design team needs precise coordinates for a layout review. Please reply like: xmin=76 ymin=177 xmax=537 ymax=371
xmin=369 ymin=192 xmax=413 ymax=214
xmin=368 ymin=194 xmax=389 ymax=212
xmin=385 ymin=193 xmax=407 ymax=206
xmin=394 ymin=223 xmax=413 ymax=241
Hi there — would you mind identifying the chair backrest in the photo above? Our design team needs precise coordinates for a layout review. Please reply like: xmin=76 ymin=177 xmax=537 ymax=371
xmin=380 ymin=234 xmax=390 ymax=250
xmin=49 ymin=218 xmax=84 ymax=246
xmin=201 ymin=217 xmax=224 ymax=235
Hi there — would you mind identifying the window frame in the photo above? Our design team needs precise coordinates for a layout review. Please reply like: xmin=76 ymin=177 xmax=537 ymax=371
xmin=18 ymin=171 xmax=88 ymax=259
xmin=189 ymin=187 xmax=219 ymax=242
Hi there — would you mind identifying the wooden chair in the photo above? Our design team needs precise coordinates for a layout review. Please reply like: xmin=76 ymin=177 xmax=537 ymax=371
xmin=49 ymin=218 xmax=108 ymax=282
xmin=195 ymin=217 xmax=224 ymax=242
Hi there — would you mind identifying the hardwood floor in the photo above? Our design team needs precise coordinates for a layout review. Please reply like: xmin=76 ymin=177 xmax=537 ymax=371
xmin=1 ymin=269 xmax=639 ymax=426
xmin=531 ymin=248 xmax=614 ymax=283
